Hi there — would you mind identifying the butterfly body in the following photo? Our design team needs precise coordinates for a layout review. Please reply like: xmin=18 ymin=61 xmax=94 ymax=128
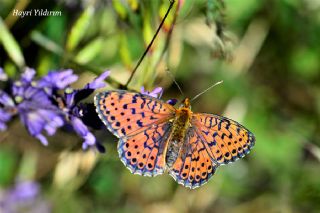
xmin=165 ymin=99 xmax=191 ymax=168
xmin=95 ymin=90 xmax=255 ymax=189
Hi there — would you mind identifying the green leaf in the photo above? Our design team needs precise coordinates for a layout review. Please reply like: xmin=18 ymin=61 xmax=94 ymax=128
xmin=290 ymin=47 xmax=319 ymax=79
xmin=74 ymin=37 xmax=104 ymax=64
xmin=0 ymin=17 xmax=25 ymax=68
xmin=66 ymin=6 xmax=95 ymax=51
xmin=4 ymin=61 xmax=17 ymax=77
xmin=143 ymin=10 xmax=153 ymax=45
xmin=112 ymin=0 xmax=128 ymax=19
xmin=225 ymin=0 xmax=261 ymax=22
xmin=0 ymin=149 xmax=17 ymax=186
xmin=31 ymin=31 xmax=64 ymax=55
xmin=18 ymin=151 xmax=37 ymax=180
xmin=119 ymin=32 xmax=132 ymax=68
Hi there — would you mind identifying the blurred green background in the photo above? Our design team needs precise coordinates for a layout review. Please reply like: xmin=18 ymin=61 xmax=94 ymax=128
xmin=1 ymin=0 xmax=320 ymax=212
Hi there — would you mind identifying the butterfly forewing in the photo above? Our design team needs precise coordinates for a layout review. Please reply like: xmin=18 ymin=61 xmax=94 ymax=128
xmin=94 ymin=90 xmax=176 ymax=138
xmin=192 ymin=113 xmax=255 ymax=164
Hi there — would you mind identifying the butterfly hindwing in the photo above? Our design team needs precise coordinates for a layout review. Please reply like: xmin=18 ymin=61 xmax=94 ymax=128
xmin=118 ymin=122 xmax=173 ymax=176
xmin=169 ymin=127 xmax=218 ymax=189
xmin=192 ymin=113 xmax=255 ymax=165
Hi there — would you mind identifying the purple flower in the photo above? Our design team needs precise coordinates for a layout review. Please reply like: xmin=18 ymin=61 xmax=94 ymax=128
xmin=0 ymin=68 xmax=78 ymax=146
xmin=37 ymin=69 xmax=78 ymax=94
xmin=140 ymin=86 xmax=163 ymax=98
xmin=0 ymin=180 xmax=50 ymax=213
xmin=9 ymin=68 xmax=65 ymax=146
xmin=0 ymin=91 xmax=15 ymax=131
xmin=18 ymin=106 xmax=63 ymax=146
xmin=0 ymin=67 xmax=110 ymax=152
xmin=6 ymin=181 xmax=39 ymax=201
xmin=21 ymin=67 xmax=35 ymax=83
xmin=85 ymin=70 xmax=110 ymax=89
xmin=71 ymin=116 xmax=96 ymax=150
xmin=61 ymin=70 xmax=110 ymax=151
xmin=0 ymin=108 xmax=11 ymax=131
xmin=140 ymin=86 xmax=178 ymax=106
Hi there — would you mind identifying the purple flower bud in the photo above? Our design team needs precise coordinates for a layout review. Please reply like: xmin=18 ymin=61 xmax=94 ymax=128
xmin=0 ymin=110 xmax=11 ymax=120
xmin=71 ymin=116 xmax=88 ymax=136
xmin=21 ymin=67 xmax=36 ymax=83
xmin=167 ymin=98 xmax=178 ymax=106
xmin=71 ymin=117 xmax=96 ymax=149
xmin=64 ymin=70 xmax=111 ymax=108
xmin=64 ymin=88 xmax=76 ymax=107
xmin=140 ymin=86 xmax=163 ymax=98
xmin=0 ymin=68 xmax=8 ymax=81
xmin=34 ymin=134 xmax=49 ymax=146
xmin=0 ymin=91 xmax=15 ymax=131
xmin=44 ymin=115 xmax=64 ymax=136
xmin=0 ymin=91 xmax=14 ymax=107
xmin=82 ymin=133 xmax=96 ymax=150
xmin=0 ymin=109 xmax=12 ymax=131
xmin=38 ymin=69 xmax=78 ymax=91
xmin=85 ymin=70 xmax=110 ymax=89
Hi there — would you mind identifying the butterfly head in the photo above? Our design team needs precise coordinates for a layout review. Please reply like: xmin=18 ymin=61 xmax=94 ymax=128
xmin=181 ymin=98 xmax=191 ymax=109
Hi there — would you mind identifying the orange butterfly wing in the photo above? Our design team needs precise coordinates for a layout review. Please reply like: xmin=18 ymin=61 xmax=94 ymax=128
xmin=118 ymin=122 xmax=173 ymax=176
xmin=192 ymin=113 xmax=255 ymax=164
xmin=94 ymin=90 xmax=176 ymax=176
xmin=169 ymin=113 xmax=255 ymax=189
xmin=169 ymin=127 xmax=218 ymax=189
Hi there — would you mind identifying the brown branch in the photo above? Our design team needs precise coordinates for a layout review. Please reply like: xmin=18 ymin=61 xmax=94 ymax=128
xmin=124 ymin=0 xmax=176 ymax=88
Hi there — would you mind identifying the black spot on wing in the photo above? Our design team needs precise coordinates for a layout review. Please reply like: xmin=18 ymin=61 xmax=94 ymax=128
xmin=137 ymin=120 xmax=143 ymax=127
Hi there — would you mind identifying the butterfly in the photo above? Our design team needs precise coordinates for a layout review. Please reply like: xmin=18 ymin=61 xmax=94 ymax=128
xmin=94 ymin=90 xmax=255 ymax=189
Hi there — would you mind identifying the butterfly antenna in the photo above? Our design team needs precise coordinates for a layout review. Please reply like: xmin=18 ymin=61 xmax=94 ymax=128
xmin=166 ymin=69 xmax=184 ymax=97
xmin=190 ymin=80 xmax=223 ymax=103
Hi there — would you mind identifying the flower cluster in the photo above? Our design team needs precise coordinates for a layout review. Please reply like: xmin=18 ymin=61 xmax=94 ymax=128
xmin=0 ymin=67 xmax=109 ymax=151
xmin=0 ymin=67 xmax=176 ymax=152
